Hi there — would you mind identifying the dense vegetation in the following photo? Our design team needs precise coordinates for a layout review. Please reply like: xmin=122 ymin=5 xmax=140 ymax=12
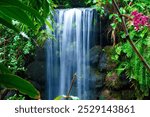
xmin=0 ymin=0 xmax=150 ymax=99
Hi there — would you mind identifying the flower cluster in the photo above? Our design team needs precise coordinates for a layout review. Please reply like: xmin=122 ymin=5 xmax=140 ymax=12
xmin=131 ymin=10 xmax=149 ymax=31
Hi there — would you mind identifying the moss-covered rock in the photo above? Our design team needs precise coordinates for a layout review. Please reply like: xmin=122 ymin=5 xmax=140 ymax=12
xmin=99 ymin=88 xmax=121 ymax=100
xmin=90 ymin=46 xmax=102 ymax=67
xmin=105 ymin=72 xmax=122 ymax=89
xmin=90 ymin=67 xmax=105 ymax=89
xmin=99 ymin=46 xmax=117 ymax=71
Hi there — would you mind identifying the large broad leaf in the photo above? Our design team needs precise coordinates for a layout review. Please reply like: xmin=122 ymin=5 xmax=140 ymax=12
xmin=0 ymin=6 xmax=34 ymax=28
xmin=0 ymin=73 xmax=40 ymax=99
xmin=0 ymin=17 xmax=19 ymax=32
xmin=0 ymin=0 xmax=44 ymax=24
xmin=0 ymin=64 xmax=11 ymax=74
xmin=0 ymin=10 xmax=19 ymax=32
xmin=139 ymin=0 xmax=150 ymax=4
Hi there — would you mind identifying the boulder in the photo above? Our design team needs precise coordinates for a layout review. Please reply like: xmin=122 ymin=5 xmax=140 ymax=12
xmin=105 ymin=72 xmax=121 ymax=89
xmin=99 ymin=46 xmax=117 ymax=71
xmin=35 ymin=47 xmax=45 ymax=61
xmin=26 ymin=47 xmax=46 ymax=99
xmin=89 ymin=46 xmax=102 ymax=67
xmin=27 ymin=61 xmax=45 ymax=84
xmin=89 ymin=67 xmax=106 ymax=99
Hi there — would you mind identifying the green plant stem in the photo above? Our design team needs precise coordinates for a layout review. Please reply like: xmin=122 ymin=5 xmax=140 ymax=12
xmin=112 ymin=0 xmax=150 ymax=73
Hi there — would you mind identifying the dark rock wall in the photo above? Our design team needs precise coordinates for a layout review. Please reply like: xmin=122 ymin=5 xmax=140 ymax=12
xmin=27 ymin=47 xmax=46 ymax=99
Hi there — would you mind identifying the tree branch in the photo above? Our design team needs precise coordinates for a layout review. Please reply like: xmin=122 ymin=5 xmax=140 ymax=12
xmin=112 ymin=0 xmax=150 ymax=72
xmin=66 ymin=74 xmax=77 ymax=99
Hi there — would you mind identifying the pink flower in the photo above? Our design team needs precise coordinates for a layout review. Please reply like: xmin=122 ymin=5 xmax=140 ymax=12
xmin=131 ymin=10 xmax=138 ymax=16
xmin=131 ymin=11 xmax=150 ymax=31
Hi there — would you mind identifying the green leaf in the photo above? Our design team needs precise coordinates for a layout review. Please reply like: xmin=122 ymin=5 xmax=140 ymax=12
xmin=54 ymin=95 xmax=80 ymax=100
xmin=111 ymin=23 xmax=117 ymax=29
xmin=120 ymin=33 xmax=126 ymax=39
xmin=129 ymin=30 xmax=136 ymax=39
xmin=54 ymin=95 xmax=65 ymax=100
xmin=116 ymin=46 xmax=122 ymax=55
xmin=43 ymin=0 xmax=50 ymax=18
xmin=109 ymin=14 xmax=118 ymax=19
xmin=0 ymin=6 xmax=34 ymax=28
xmin=111 ymin=55 xmax=119 ymax=61
xmin=0 ymin=0 xmax=44 ymax=24
xmin=0 ymin=74 xmax=40 ymax=99
xmin=119 ymin=7 xmax=126 ymax=14
xmin=0 ymin=64 xmax=11 ymax=74
xmin=93 ymin=0 xmax=98 ymax=4
xmin=140 ymin=27 xmax=148 ymax=38
xmin=0 ymin=17 xmax=19 ymax=32
xmin=117 ymin=17 xmax=122 ymax=23
xmin=45 ymin=19 xmax=54 ymax=31
xmin=109 ymin=14 xmax=114 ymax=19
xmin=139 ymin=0 xmax=150 ymax=4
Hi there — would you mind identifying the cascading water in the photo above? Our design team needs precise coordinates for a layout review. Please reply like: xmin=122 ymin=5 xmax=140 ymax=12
xmin=45 ymin=8 xmax=98 ymax=100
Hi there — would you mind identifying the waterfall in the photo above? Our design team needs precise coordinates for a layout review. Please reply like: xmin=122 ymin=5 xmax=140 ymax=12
xmin=45 ymin=8 xmax=98 ymax=100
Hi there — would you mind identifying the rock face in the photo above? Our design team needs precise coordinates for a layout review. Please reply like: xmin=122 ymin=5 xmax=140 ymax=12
xmin=90 ymin=46 xmax=102 ymax=67
xmin=89 ymin=45 xmax=106 ymax=99
xmin=81 ymin=45 xmax=122 ymax=99
xmin=99 ymin=46 xmax=117 ymax=71
xmin=27 ymin=47 xmax=46 ymax=99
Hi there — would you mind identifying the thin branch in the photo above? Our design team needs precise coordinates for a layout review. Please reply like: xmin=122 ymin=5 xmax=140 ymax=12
xmin=66 ymin=74 xmax=77 ymax=99
xmin=121 ymin=14 xmax=132 ymax=20
xmin=112 ymin=0 xmax=150 ymax=73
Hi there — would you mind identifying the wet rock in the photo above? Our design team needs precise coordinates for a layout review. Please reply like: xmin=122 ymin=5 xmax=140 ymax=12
xmin=121 ymin=90 xmax=135 ymax=100
xmin=99 ymin=88 xmax=120 ymax=100
xmin=26 ymin=47 xmax=46 ymax=99
xmin=99 ymin=52 xmax=107 ymax=71
xmin=99 ymin=88 xmax=136 ymax=100
xmin=99 ymin=88 xmax=111 ymax=100
xmin=90 ymin=68 xmax=105 ymax=88
xmin=35 ymin=47 xmax=45 ymax=61
xmin=99 ymin=46 xmax=117 ymax=71
xmin=90 ymin=46 xmax=102 ymax=67
xmin=89 ymin=67 xmax=106 ymax=99
xmin=27 ymin=61 xmax=45 ymax=84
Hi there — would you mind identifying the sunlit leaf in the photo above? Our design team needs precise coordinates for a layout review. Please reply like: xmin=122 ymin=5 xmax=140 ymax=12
xmin=0 ymin=0 xmax=44 ymax=24
xmin=0 ymin=17 xmax=19 ymax=32
xmin=0 ymin=6 xmax=34 ymax=28
xmin=54 ymin=95 xmax=65 ymax=100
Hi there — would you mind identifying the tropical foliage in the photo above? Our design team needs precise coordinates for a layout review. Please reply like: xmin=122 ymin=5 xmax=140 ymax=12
xmin=0 ymin=0 xmax=54 ymax=99
xmin=0 ymin=0 xmax=150 ymax=99
xmin=99 ymin=0 xmax=150 ymax=99
xmin=0 ymin=26 xmax=34 ymax=73
xmin=0 ymin=0 xmax=54 ymax=31
xmin=0 ymin=64 xmax=40 ymax=99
